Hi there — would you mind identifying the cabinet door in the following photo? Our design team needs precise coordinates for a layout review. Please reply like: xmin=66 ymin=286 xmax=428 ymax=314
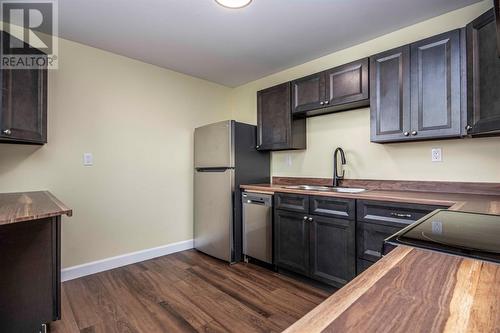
xmin=291 ymin=72 xmax=325 ymax=114
xmin=410 ymin=29 xmax=463 ymax=140
xmin=257 ymin=83 xmax=306 ymax=151
xmin=357 ymin=222 xmax=401 ymax=263
xmin=309 ymin=215 xmax=355 ymax=288
xmin=0 ymin=66 xmax=47 ymax=144
xmin=370 ymin=46 xmax=411 ymax=142
xmin=325 ymin=58 xmax=369 ymax=108
xmin=495 ymin=0 xmax=500 ymax=57
xmin=274 ymin=209 xmax=309 ymax=275
xmin=467 ymin=9 xmax=500 ymax=135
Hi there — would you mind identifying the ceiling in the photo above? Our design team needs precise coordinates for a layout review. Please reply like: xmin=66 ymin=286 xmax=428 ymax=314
xmin=58 ymin=0 xmax=482 ymax=87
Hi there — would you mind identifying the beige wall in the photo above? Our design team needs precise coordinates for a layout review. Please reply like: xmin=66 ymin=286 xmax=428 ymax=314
xmin=0 ymin=38 xmax=232 ymax=267
xmin=0 ymin=0 xmax=498 ymax=269
xmin=231 ymin=0 xmax=500 ymax=183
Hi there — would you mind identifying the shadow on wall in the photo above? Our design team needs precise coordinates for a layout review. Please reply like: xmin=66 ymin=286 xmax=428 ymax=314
xmin=0 ymin=144 xmax=41 ymax=177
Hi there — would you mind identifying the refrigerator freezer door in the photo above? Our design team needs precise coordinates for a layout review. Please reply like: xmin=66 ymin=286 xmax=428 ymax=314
xmin=194 ymin=120 xmax=234 ymax=168
xmin=194 ymin=168 xmax=234 ymax=262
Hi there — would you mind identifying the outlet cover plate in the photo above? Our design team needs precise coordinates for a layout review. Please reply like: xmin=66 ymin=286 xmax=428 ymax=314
xmin=431 ymin=148 xmax=442 ymax=162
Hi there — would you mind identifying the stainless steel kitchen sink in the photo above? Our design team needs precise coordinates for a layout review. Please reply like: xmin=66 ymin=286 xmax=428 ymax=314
xmin=283 ymin=185 xmax=366 ymax=193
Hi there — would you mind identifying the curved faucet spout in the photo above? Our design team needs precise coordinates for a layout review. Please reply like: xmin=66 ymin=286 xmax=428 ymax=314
xmin=333 ymin=147 xmax=346 ymax=187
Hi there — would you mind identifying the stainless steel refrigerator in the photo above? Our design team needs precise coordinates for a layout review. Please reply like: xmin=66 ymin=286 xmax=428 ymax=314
xmin=194 ymin=120 xmax=270 ymax=263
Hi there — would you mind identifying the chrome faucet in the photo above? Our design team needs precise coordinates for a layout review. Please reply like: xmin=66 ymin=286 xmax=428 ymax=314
xmin=333 ymin=147 xmax=346 ymax=187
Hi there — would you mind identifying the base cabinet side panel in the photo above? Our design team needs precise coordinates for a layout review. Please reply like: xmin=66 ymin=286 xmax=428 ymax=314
xmin=0 ymin=218 xmax=56 ymax=332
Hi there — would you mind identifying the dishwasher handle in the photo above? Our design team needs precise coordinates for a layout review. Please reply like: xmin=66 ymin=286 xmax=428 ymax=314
xmin=242 ymin=193 xmax=273 ymax=207
xmin=245 ymin=199 xmax=266 ymax=205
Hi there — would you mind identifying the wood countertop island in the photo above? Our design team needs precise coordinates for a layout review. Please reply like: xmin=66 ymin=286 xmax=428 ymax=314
xmin=0 ymin=190 xmax=72 ymax=225
xmin=285 ymin=246 xmax=500 ymax=333
xmin=241 ymin=178 xmax=500 ymax=333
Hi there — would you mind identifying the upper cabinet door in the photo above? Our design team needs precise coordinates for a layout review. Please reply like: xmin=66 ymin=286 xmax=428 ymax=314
xmin=370 ymin=46 xmax=411 ymax=142
xmin=257 ymin=83 xmax=306 ymax=151
xmin=325 ymin=58 xmax=369 ymax=108
xmin=410 ymin=29 xmax=463 ymax=140
xmin=0 ymin=66 xmax=47 ymax=144
xmin=291 ymin=72 xmax=325 ymax=114
xmin=257 ymin=83 xmax=290 ymax=150
xmin=467 ymin=9 xmax=500 ymax=135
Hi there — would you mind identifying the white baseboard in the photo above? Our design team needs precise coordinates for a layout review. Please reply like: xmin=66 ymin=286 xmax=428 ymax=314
xmin=61 ymin=239 xmax=194 ymax=282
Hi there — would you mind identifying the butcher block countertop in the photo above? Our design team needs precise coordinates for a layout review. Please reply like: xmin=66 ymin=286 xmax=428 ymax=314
xmin=241 ymin=180 xmax=500 ymax=332
xmin=285 ymin=246 xmax=500 ymax=333
xmin=240 ymin=183 xmax=500 ymax=214
xmin=0 ymin=191 xmax=72 ymax=226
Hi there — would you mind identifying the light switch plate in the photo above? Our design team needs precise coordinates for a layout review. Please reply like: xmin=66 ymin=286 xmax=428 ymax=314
xmin=83 ymin=153 xmax=93 ymax=166
xmin=431 ymin=148 xmax=442 ymax=162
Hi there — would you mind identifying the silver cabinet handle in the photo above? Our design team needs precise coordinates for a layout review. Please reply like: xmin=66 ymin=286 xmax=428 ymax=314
xmin=308 ymin=217 xmax=313 ymax=222
xmin=403 ymin=132 xmax=409 ymax=136
xmin=324 ymin=100 xmax=329 ymax=104
xmin=320 ymin=101 xmax=324 ymax=105
xmin=3 ymin=129 xmax=11 ymax=135
xmin=256 ymin=145 xmax=260 ymax=149
xmin=303 ymin=216 xmax=308 ymax=220
xmin=391 ymin=212 xmax=412 ymax=219
xmin=465 ymin=125 xmax=472 ymax=131
xmin=411 ymin=131 xmax=417 ymax=136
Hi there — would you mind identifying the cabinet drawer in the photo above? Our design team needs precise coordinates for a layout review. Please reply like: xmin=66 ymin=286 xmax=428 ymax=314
xmin=357 ymin=200 xmax=445 ymax=228
xmin=275 ymin=193 xmax=309 ymax=213
xmin=310 ymin=196 xmax=355 ymax=220
xmin=357 ymin=222 xmax=401 ymax=262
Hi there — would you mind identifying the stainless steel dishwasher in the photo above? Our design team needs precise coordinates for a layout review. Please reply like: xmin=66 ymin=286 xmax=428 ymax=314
xmin=242 ymin=192 xmax=273 ymax=264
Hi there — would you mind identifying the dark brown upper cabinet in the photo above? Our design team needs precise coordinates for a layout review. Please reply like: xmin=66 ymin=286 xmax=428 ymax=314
xmin=291 ymin=72 xmax=325 ymax=114
xmin=370 ymin=29 xmax=465 ymax=143
xmin=370 ymin=46 xmax=411 ymax=142
xmin=292 ymin=58 xmax=369 ymax=116
xmin=410 ymin=30 xmax=463 ymax=140
xmin=257 ymin=82 xmax=306 ymax=151
xmin=324 ymin=58 xmax=369 ymax=110
xmin=466 ymin=9 xmax=500 ymax=136
xmin=0 ymin=67 xmax=47 ymax=144
xmin=0 ymin=33 xmax=47 ymax=145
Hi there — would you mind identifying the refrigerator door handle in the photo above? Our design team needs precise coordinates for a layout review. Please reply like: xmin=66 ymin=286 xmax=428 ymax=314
xmin=196 ymin=167 xmax=234 ymax=172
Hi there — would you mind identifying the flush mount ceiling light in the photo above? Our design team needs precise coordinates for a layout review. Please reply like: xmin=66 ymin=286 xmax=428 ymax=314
xmin=215 ymin=0 xmax=252 ymax=9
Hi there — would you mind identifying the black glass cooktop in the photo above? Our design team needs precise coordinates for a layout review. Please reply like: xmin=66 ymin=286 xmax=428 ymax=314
xmin=385 ymin=209 xmax=500 ymax=264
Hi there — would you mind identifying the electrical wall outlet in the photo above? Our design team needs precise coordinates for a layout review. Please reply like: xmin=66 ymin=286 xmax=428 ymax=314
xmin=431 ymin=148 xmax=442 ymax=162
xmin=83 ymin=153 xmax=93 ymax=166
xmin=286 ymin=154 xmax=293 ymax=167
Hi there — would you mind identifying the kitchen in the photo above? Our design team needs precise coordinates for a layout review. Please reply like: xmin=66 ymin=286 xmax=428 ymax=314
xmin=0 ymin=0 xmax=499 ymax=332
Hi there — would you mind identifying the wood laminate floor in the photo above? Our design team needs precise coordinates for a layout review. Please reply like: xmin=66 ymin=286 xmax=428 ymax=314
xmin=50 ymin=250 xmax=331 ymax=333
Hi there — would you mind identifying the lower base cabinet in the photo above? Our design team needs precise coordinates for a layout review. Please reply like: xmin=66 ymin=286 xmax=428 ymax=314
xmin=0 ymin=217 xmax=61 ymax=333
xmin=274 ymin=194 xmax=448 ymax=286
xmin=274 ymin=193 xmax=355 ymax=289
xmin=356 ymin=200 xmax=447 ymax=273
